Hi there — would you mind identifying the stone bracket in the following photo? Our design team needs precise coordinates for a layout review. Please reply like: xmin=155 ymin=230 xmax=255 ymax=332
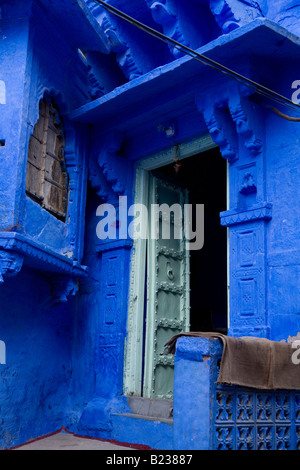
xmin=85 ymin=2 xmax=143 ymax=81
xmin=209 ymin=0 xmax=264 ymax=34
xmin=197 ymin=97 xmax=238 ymax=163
xmin=42 ymin=276 xmax=79 ymax=307
xmin=0 ymin=249 xmax=23 ymax=284
xmin=89 ymin=130 xmax=131 ymax=201
xmin=196 ymin=88 xmax=263 ymax=162
xmin=146 ymin=1 xmax=188 ymax=58
xmin=229 ymin=90 xmax=263 ymax=156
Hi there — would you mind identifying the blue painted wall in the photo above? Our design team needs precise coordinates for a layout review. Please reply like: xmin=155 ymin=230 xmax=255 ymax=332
xmin=0 ymin=0 xmax=90 ymax=448
xmin=0 ymin=267 xmax=74 ymax=448
xmin=266 ymin=112 xmax=300 ymax=341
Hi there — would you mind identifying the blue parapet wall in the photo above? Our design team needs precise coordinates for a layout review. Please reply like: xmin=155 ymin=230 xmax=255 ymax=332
xmin=173 ymin=337 xmax=223 ymax=450
xmin=174 ymin=336 xmax=300 ymax=450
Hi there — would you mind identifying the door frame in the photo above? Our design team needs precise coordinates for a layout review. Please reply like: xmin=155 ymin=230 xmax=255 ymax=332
xmin=123 ymin=134 xmax=224 ymax=397
xmin=143 ymin=171 xmax=190 ymax=399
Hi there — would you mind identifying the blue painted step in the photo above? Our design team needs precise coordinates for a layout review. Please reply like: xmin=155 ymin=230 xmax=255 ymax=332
xmin=111 ymin=397 xmax=174 ymax=450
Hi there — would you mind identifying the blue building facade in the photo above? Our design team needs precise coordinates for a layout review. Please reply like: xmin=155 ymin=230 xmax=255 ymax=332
xmin=0 ymin=0 xmax=300 ymax=450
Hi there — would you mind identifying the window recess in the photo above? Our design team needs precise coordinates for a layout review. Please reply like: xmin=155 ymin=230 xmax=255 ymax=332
xmin=26 ymin=98 xmax=69 ymax=222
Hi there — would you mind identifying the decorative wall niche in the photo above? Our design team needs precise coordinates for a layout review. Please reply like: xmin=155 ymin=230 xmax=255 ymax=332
xmin=0 ymin=90 xmax=88 ymax=290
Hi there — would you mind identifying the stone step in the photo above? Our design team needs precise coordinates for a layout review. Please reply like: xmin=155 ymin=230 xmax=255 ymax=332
xmin=126 ymin=396 xmax=173 ymax=421
xmin=111 ymin=405 xmax=174 ymax=450
xmin=115 ymin=412 xmax=173 ymax=425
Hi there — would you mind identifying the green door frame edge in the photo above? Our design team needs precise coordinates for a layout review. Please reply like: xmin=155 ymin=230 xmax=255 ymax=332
xmin=123 ymin=134 xmax=220 ymax=397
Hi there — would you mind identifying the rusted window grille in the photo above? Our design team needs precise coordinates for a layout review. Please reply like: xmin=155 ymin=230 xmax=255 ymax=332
xmin=26 ymin=98 xmax=69 ymax=222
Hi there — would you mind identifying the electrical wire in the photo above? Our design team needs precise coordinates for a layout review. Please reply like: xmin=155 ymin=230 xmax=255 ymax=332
xmin=90 ymin=0 xmax=300 ymax=118
xmin=270 ymin=106 xmax=300 ymax=122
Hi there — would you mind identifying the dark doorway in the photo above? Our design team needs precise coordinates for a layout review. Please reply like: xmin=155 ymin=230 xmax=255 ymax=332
xmin=157 ymin=146 xmax=228 ymax=334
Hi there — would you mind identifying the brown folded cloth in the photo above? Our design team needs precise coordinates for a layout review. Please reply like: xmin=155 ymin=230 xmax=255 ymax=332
xmin=164 ymin=332 xmax=300 ymax=390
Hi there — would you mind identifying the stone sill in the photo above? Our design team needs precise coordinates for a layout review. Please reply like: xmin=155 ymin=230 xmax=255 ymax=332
xmin=0 ymin=232 xmax=88 ymax=280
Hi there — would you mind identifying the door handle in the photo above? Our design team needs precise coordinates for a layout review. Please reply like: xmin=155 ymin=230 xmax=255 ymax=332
xmin=167 ymin=262 xmax=174 ymax=281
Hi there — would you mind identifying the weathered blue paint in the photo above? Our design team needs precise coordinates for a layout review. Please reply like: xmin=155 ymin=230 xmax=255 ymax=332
xmin=0 ymin=0 xmax=93 ymax=448
xmin=1 ymin=0 xmax=300 ymax=450
xmin=0 ymin=266 xmax=75 ymax=448
xmin=173 ymin=337 xmax=222 ymax=450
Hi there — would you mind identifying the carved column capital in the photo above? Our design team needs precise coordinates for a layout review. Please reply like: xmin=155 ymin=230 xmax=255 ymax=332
xmin=196 ymin=88 xmax=263 ymax=162
xmin=196 ymin=96 xmax=238 ymax=163
xmin=100 ymin=14 xmax=143 ymax=80
xmin=228 ymin=90 xmax=263 ymax=156
xmin=89 ymin=131 xmax=131 ymax=201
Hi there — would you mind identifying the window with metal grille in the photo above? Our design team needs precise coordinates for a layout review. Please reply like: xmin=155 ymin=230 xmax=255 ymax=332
xmin=26 ymin=98 xmax=69 ymax=222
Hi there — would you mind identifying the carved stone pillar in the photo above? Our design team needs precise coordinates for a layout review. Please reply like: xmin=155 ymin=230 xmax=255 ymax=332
xmin=197 ymin=88 xmax=272 ymax=338
xmin=78 ymin=130 xmax=134 ymax=437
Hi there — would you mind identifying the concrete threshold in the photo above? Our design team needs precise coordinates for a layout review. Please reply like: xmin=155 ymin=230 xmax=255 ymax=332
xmin=126 ymin=397 xmax=173 ymax=421
xmin=113 ymin=412 xmax=173 ymax=425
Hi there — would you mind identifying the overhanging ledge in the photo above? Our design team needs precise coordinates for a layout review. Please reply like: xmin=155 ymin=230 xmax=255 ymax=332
xmin=69 ymin=18 xmax=300 ymax=128
xmin=0 ymin=232 xmax=88 ymax=279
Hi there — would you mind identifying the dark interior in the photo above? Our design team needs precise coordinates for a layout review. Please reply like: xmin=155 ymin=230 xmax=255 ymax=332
xmin=157 ymin=146 xmax=228 ymax=334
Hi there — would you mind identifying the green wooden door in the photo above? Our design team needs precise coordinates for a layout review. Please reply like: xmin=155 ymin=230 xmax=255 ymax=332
xmin=143 ymin=172 xmax=190 ymax=399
